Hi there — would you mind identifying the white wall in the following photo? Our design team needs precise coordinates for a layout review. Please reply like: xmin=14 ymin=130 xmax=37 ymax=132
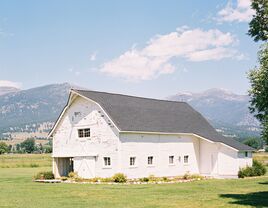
xmin=238 ymin=151 xmax=253 ymax=168
xmin=218 ymin=144 xmax=238 ymax=176
xmin=53 ymin=96 xmax=120 ymax=178
xmin=119 ymin=133 xmax=200 ymax=178
xmin=199 ymin=140 xmax=218 ymax=176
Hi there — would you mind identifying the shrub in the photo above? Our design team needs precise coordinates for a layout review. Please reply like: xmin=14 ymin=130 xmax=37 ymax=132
xmin=34 ymin=171 xmax=54 ymax=180
xmin=91 ymin=177 xmax=100 ymax=183
xmin=100 ymin=177 xmax=113 ymax=183
xmin=0 ymin=142 xmax=9 ymax=154
xmin=139 ymin=177 xmax=149 ymax=182
xmin=238 ymin=160 xmax=266 ymax=178
xmin=60 ymin=176 xmax=68 ymax=181
xmin=148 ymin=174 xmax=158 ymax=182
xmin=162 ymin=177 xmax=168 ymax=182
xmin=252 ymin=160 xmax=267 ymax=176
xmin=30 ymin=163 xmax=39 ymax=168
xmin=68 ymin=171 xmax=78 ymax=178
xmin=183 ymin=172 xmax=191 ymax=180
xmin=112 ymin=173 xmax=127 ymax=183
xmin=238 ymin=166 xmax=254 ymax=178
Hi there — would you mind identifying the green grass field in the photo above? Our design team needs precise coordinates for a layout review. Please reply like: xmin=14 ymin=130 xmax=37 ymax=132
xmin=0 ymin=154 xmax=267 ymax=208
xmin=0 ymin=154 xmax=51 ymax=168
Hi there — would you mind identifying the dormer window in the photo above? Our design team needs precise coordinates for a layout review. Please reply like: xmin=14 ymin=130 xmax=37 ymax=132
xmin=78 ymin=128 xmax=91 ymax=138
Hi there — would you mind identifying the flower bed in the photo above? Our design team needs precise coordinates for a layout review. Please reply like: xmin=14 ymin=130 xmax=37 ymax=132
xmin=58 ymin=172 xmax=206 ymax=184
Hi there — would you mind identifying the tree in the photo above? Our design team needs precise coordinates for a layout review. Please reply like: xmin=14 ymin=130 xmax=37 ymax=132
xmin=20 ymin=138 xmax=36 ymax=153
xmin=248 ymin=0 xmax=268 ymax=42
xmin=248 ymin=44 xmax=268 ymax=143
xmin=243 ymin=137 xmax=262 ymax=149
xmin=0 ymin=142 xmax=9 ymax=154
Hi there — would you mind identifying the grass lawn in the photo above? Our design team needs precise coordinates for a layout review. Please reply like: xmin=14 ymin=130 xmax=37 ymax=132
xmin=0 ymin=154 xmax=268 ymax=208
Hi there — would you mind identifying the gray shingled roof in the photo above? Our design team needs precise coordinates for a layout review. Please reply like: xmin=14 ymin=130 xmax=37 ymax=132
xmin=73 ymin=89 xmax=254 ymax=151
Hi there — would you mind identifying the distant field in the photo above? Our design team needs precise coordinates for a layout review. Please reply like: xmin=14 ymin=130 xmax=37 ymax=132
xmin=0 ymin=153 xmax=267 ymax=207
xmin=0 ymin=154 xmax=51 ymax=168
xmin=254 ymin=152 xmax=268 ymax=165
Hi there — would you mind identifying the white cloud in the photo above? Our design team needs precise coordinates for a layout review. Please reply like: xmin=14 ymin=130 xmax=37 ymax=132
xmin=0 ymin=80 xmax=22 ymax=88
xmin=68 ymin=67 xmax=81 ymax=76
xmin=186 ymin=47 xmax=238 ymax=62
xmin=75 ymin=71 xmax=81 ymax=76
xmin=90 ymin=52 xmax=97 ymax=61
xmin=217 ymin=0 xmax=255 ymax=22
xmin=100 ymin=27 xmax=242 ymax=81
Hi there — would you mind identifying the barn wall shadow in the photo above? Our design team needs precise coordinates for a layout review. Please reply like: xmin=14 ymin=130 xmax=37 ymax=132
xmin=220 ymin=192 xmax=268 ymax=207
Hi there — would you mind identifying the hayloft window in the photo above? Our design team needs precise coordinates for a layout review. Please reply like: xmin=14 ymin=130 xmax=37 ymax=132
xmin=130 ymin=157 xmax=136 ymax=166
xmin=78 ymin=128 xmax=91 ymax=138
xmin=104 ymin=157 xmax=111 ymax=166
xmin=184 ymin=155 xmax=189 ymax=164
xmin=148 ymin=156 xmax=153 ymax=165
xmin=169 ymin=156 xmax=174 ymax=164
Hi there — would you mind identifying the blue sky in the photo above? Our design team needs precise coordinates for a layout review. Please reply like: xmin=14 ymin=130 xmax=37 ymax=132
xmin=0 ymin=0 xmax=260 ymax=98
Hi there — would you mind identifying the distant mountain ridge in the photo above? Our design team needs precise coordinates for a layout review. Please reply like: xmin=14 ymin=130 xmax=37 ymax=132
xmin=0 ymin=83 xmax=260 ymax=140
xmin=0 ymin=86 xmax=20 ymax=96
xmin=0 ymin=83 xmax=72 ymax=134
xmin=168 ymin=88 xmax=260 ymax=138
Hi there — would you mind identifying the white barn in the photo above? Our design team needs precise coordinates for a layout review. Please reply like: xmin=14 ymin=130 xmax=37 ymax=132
xmin=49 ymin=89 xmax=254 ymax=179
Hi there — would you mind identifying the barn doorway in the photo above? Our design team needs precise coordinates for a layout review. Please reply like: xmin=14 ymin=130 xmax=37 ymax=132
xmin=53 ymin=157 xmax=73 ymax=177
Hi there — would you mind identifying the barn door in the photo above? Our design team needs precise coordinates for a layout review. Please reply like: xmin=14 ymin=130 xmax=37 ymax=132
xmin=73 ymin=156 xmax=96 ymax=179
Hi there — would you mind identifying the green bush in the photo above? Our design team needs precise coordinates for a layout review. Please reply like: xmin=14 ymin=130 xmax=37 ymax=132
xmin=112 ymin=173 xmax=127 ymax=183
xmin=148 ymin=174 xmax=158 ymax=182
xmin=30 ymin=163 xmax=39 ymax=168
xmin=139 ymin=177 xmax=149 ymax=182
xmin=60 ymin=176 xmax=68 ymax=181
xmin=265 ymin=147 xmax=268 ymax=152
xmin=252 ymin=160 xmax=267 ymax=176
xmin=183 ymin=172 xmax=191 ymax=180
xmin=162 ymin=177 xmax=168 ymax=182
xmin=100 ymin=177 xmax=113 ymax=183
xmin=238 ymin=159 xmax=266 ymax=178
xmin=34 ymin=171 xmax=54 ymax=180
xmin=68 ymin=172 xmax=78 ymax=178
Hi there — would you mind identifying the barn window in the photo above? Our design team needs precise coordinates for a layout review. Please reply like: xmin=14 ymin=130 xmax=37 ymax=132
xmin=169 ymin=156 xmax=174 ymax=164
xmin=104 ymin=157 xmax=111 ymax=166
xmin=78 ymin=128 xmax=90 ymax=138
xmin=130 ymin=157 xmax=136 ymax=166
xmin=148 ymin=156 xmax=153 ymax=165
xmin=245 ymin=151 xmax=248 ymax=157
xmin=184 ymin=155 xmax=189 ymax=164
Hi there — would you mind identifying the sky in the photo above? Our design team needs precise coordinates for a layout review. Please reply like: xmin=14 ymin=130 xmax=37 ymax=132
xmin=0 ymin=0 xmax=261 ymax=98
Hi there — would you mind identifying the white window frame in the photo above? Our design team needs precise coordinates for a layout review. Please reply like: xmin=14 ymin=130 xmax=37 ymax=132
xmin=183 ymin=155 xmax=189 ymax=164
xmin=103 ymin=157 xmax=111 ymax=168
xmin=169 ymin=155 xmax=175 ymax=165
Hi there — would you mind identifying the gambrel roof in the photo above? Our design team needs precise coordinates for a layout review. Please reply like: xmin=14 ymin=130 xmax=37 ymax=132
xmin=50 ymin=89 xmax=254 ymax=151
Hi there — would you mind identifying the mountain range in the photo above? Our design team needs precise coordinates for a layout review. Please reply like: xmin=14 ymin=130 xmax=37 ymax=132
xmin=168 ymin=88 xmax=260 ymax=139
xmin=0 ymin=83 xmax=260 ymax=141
